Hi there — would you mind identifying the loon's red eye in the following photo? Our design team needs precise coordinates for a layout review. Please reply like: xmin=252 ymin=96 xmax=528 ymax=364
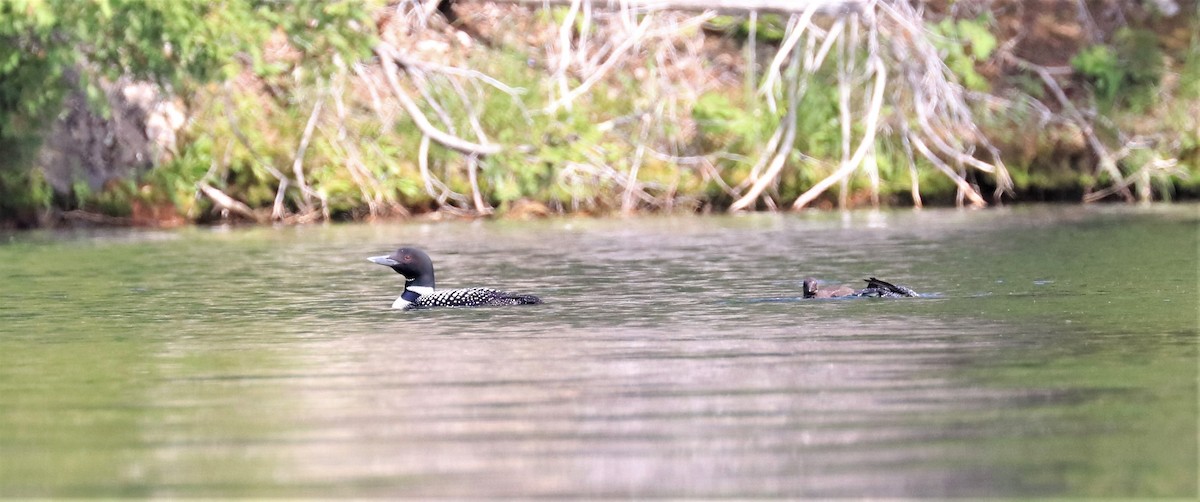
xmin=403 ymin=254 xmax=413 ymax=262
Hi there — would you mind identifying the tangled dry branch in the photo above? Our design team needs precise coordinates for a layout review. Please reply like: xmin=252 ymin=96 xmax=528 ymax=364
xmin=501 ymin=1 xmax=1005 ymax=211
xmin=246 ymin=0 xmax=1164 ymax=220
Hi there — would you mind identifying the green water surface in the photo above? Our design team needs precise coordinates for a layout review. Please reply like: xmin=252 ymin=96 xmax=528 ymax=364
xmin=0 ymin=205 xmax=1196 ymax=497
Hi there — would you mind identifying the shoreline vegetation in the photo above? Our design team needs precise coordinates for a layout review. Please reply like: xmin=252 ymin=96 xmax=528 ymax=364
xmin=1 ymin=0 xmax=1197 ymax=229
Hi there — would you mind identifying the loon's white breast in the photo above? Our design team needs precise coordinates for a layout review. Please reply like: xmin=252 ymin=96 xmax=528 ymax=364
xmin=392 ymin=285 xmax=433 ymax=309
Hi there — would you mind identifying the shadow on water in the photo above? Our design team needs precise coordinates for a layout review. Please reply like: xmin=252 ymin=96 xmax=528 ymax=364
xmin=0 ymin=205 xmax=1196 ymax=497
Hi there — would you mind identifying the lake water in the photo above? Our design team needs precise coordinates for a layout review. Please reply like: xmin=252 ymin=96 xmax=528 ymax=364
xmin=0 ymin=205 xmax=1196 ymax=497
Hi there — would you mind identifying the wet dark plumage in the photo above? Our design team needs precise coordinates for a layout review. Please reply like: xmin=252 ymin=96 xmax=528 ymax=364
xmin=857 ymin=277 xmax=920 ymax=297
xmin=802 ymin=277 xmax=919 ymax=299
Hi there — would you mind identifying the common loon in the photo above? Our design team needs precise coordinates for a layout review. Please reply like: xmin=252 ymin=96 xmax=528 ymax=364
xmin=803 ymin=277 xmax=919 ymax=299
xmin=368 ymin=247 xmax=543 ymax=310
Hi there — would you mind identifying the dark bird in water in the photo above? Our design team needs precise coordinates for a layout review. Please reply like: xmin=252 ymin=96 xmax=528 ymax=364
xmin=802 ymin=278 xmax=856 ymax=298
xmin=858 ymin=277 xmax=920 ymax=297
xmin=368 ymin=247 xmax=542 ymax=310
xmin=803 ymin=277 xmax=919 ymax=299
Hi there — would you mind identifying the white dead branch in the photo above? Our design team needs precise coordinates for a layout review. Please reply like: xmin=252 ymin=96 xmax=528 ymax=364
xmin=488 ymin=0 xmax=865 ymax=15
xmin=728 ymin=25 xmax=806 ymax=212
xmin=757 ymin=5 xmax=822 ymax=112
xmin=873 ymin=1 xmax=1010 ymax=206
xmin=198 ymin=182 xmax=260 ymax=221
xmin=1004 ymin=54 xmax=1135 ymax=202
xmin=375 ymin=42 xmax=504 ymax=156
xmin=791 ymin=35 xmax=887 ymax=209
xmin=219 ymin=84 xmax=328 ymax=221
xmin=364 ymin=0 xmax=1017 ymax=215
xmin=726 ymin=0 xmax=1008 ymax=211
xmin=291 ymin=93 xmax=323 ymax=213
xmin=330 ymin=60 xmax=401 ymax=218
xmin=545 ymin=12 xmax=656 ymax=113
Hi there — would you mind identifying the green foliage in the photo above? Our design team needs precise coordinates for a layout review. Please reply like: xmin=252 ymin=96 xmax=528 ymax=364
xmin=692 ymin=73 xmax=915 ymax=206
xmin=1113 ymin=29 xmax=1164 ymax=91
xmin=1180 ymin=40 xmax=1200 ymax=100
xmin=790 ymin=83 xmax=841 ymax=160
xmin=1072 ymin=28 xmax=1164 ymax=111
xmin=71 ymin=179 xmax=137 ymax=217
xmin=0 ymin=0 xmax=378 ymax=221
xmin=0 ymin=163 xmax=52 ymax=226
xmin=1007 ymin=72 xmax=1046 ymax=100
xmin=1157 ymin=42 xmax=1200 ymax=191
xmin=693 ymin=92 xmax=774 ymax=152
xmin=1072 ymin=45 xmax=1122 ymax=102
xmin=707 ymin=14 xmax=789 ymax=43
xmin=143 ymin=134 xmax=214 ymax=216
xmin=929 ymin=16 xmax=998 ymax=91
xmin=0 ymin=112 xmax=52 ymax=225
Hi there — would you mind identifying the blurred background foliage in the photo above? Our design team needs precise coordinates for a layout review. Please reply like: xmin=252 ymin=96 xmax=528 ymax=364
xmin=0 ymin=0 xmax=1197 ymax=227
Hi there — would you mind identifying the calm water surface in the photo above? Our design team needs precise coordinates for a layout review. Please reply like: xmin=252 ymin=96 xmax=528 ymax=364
xmin=0 ymin=205 xmax=1196 ymax=497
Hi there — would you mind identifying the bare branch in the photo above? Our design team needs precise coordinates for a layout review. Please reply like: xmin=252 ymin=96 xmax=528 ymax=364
xmin=759 ymin=5 xmax=819 ymax=111
xmin=391 ymin=50 xmax=527 ymax=98
xmin=417 ymin=134 xmax=467 ymax=206
xmin=1005 ymin=54 xmax=1134 ymax=202
xmin=409 ymin=72 xmax=459 ymax=135
xmin=730 ymin=29 xmax=805 ymax=212
xmin=544 ymin=13 xmax=655 ymax=113
xmin=622 ymin=112 xmax=654 ymax=213
xmin=899 ymin=122 xmax=922 ymax=208
xmin=734 ymin=121 xmax=785 ymax=193
xmin=553 ymin=0 xmax=584 ymax=108
xmin=488 ymin=0 xmax=865 ymax=16
xmin=375 ymin=43 xmax=503 ymax=156
xmin=836 ymin=14 xmax=855 ymax=208
xmin=466 ymin=155 xmax=491 ymax=214
xmin=907 ymin=132 xmax=986 ymax=207
xmin=199 ymin=182 xmax=261 ymax=221
xmin=292 ymin=94 xmax=323 ymax=213
xmin=792 ymin=53 xmax=888 ymax=210
xmin=219 ymin=85 xmax=294 ymax=220
xmin=351 ymin=63 xmax=391 ymax=129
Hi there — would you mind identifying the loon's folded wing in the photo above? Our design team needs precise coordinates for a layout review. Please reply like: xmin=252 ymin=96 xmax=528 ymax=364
xmin=413 ymin=288 xmax=542 ymax=308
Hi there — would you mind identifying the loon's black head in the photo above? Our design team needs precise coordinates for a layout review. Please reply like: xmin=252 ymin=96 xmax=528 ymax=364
xmin=368 ymin=247 xmax=436 ymax=288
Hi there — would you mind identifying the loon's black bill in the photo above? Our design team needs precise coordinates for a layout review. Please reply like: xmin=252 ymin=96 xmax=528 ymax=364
xmin=368 ymin=255 xmax=399 ymax=266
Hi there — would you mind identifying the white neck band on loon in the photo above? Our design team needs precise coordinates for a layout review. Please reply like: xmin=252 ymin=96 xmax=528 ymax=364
xmin=405 ymin=285 xmax=433 ymax=296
